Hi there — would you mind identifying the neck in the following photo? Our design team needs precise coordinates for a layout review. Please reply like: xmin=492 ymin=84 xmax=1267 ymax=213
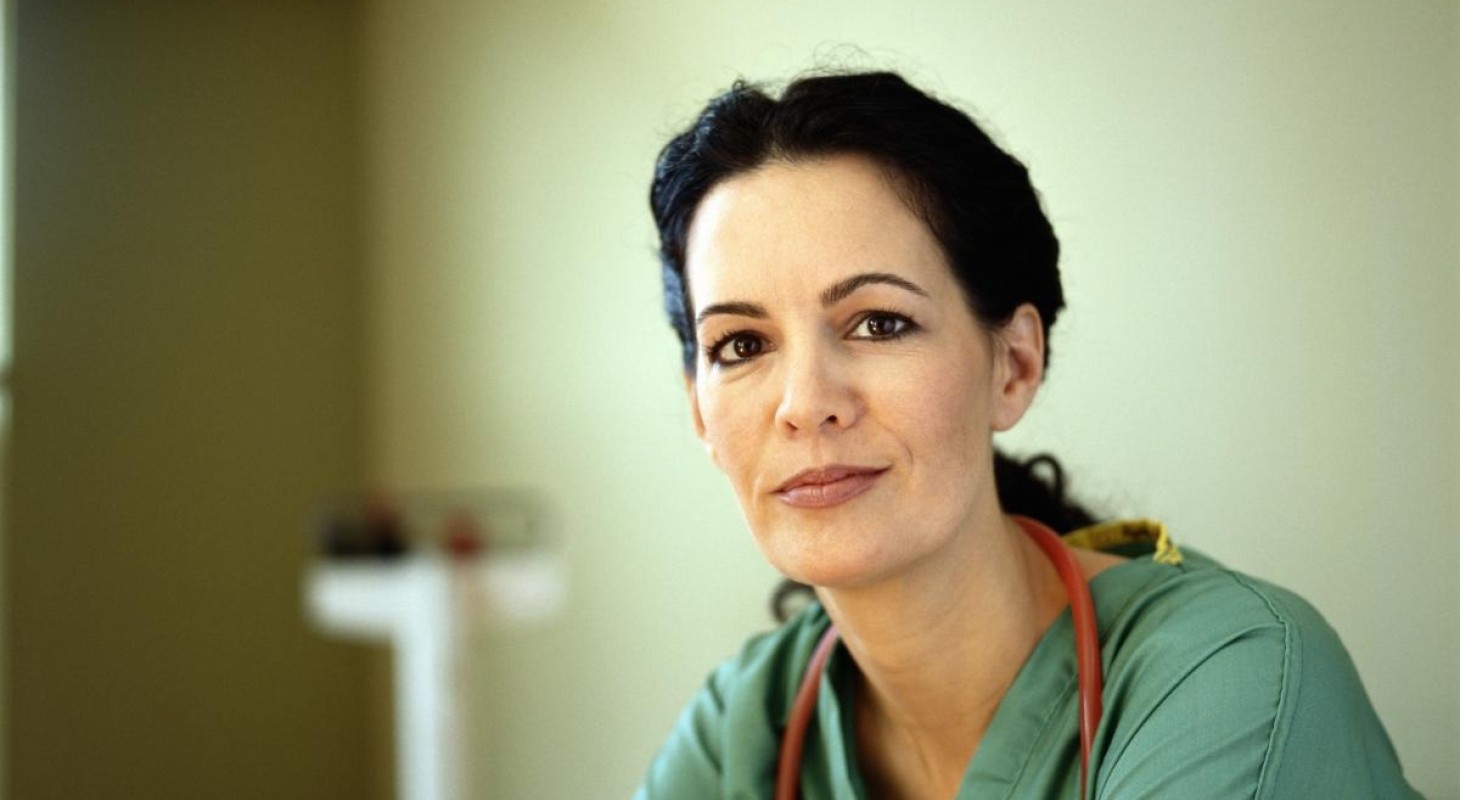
xmin=815 ymin=511 xmax=1071 ymax=797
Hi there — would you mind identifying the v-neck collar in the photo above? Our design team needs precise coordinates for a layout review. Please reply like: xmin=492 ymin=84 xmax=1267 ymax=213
xmin=810 ymin=556 xmax=1177 ymax=799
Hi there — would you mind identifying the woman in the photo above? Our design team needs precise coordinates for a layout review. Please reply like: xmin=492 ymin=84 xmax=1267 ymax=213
xmin=636 ymin=71 xmax=1417 ymax=799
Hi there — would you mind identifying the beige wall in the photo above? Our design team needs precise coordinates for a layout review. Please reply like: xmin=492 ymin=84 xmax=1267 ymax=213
xmin=360 ymin=1 xmax=1459 ymax=798
xmin=8 ymin=2 xmax=372 ymax=798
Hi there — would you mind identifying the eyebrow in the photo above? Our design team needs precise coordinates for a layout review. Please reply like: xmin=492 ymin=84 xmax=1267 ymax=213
xmin=819 ymin=272 xmax=929 ymax=306
xmin=695 ymin=300 xmax=769 ymax=328
xmin=694 ymin=271 xmax=929 ymax=328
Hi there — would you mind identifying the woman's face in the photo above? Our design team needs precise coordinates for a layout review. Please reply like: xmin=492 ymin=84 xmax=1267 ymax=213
xmin=684 ymin=154 xmax=1042 ymax=589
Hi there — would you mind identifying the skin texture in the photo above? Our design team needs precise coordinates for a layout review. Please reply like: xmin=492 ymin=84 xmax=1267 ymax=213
xmin=682 ymin=154 xmax=1122 ymax=798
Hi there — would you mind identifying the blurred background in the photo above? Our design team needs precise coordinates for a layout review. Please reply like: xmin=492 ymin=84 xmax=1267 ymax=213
xmin=4 ymin=0 xmax=1457 ymax=798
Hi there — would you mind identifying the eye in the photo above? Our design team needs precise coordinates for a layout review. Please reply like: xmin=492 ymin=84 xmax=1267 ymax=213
xmin=705 ymin=331 xmax=767 ymax=366
xmin=851 ymin=311 xmax=915 ymax=340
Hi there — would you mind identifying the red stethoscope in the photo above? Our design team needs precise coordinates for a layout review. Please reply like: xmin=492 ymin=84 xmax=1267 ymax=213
xmin=774 ymin=516 xmax=1104 ymax=800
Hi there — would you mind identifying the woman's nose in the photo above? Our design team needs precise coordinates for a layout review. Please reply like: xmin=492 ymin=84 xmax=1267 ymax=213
xmin=774 ymin=348 xmax=861 ymax=434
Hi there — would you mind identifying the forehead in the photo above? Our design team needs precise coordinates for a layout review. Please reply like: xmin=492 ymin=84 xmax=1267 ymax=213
xmin=683 ymin=155 xmax=953 ymax=306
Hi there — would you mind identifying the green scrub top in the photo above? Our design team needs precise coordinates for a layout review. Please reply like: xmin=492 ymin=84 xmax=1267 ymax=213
xmin=634 ymin=532 xmax=1420 ymax=799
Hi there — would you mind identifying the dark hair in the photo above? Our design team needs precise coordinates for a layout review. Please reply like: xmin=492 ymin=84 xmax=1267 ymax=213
xmin=649 ymin=71 xmax=1099 ymax=620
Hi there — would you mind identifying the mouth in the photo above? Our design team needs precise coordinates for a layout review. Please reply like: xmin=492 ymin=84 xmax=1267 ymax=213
xmin=773 ymin=465 xmax=889 ymax=509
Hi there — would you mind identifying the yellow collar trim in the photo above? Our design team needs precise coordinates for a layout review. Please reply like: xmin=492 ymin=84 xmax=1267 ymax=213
xmin=1063 ymin=519 xmax=1184 ymax=565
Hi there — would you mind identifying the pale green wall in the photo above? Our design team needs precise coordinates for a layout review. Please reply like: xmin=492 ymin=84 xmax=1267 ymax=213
xmin=359 ymin=1 xmax=1460 ymax=797
xmin=9 ymin=3 xmax=373 ymax=798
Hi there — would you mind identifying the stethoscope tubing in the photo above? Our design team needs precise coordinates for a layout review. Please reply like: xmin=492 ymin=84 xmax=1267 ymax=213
xmin=774 ymin=515 xmax=1104 ymax=800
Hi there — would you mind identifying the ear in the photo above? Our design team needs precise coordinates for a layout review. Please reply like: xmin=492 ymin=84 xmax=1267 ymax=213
xmin=988 ymin=304 xmax=1046 ymax=432
xmin=684 ymin=373 xmax=719 ymax=467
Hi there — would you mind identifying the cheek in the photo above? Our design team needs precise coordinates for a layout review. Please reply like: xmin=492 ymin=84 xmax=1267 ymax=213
xmin=697 ymin=388 xmax=762 ymax=483
xmin=894 ymin=356 xmax=990 ymax=468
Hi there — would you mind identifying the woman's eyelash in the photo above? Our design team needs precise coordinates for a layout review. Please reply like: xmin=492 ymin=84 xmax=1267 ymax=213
xmin=703 ymin=330 xmax=763 ymax=365
xmin=852 ymin=309 xmax=919 ymax=338
xmin=701 ymin=332 xmax=731 ymax=362
xmin=702 ymin=310 xmax=918 ymax=366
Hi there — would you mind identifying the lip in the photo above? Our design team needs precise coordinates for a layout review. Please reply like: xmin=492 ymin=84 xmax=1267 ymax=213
xmin=773 ymin=465 xmax=888 ymax=509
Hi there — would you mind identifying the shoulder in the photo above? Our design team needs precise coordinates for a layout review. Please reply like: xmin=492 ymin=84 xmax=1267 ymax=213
xmin=1102 ymin=550 xmax=1367 ymax=699
xmin=1101 ymin=550 xmax=1319 ymax=678
xmin=634 ymin=605 xmax=831 ymax=799
xmin=694 ymin=601 xmax=832 ymax=736
xmin=1094 ymin=551 xmax=1418 ymax=799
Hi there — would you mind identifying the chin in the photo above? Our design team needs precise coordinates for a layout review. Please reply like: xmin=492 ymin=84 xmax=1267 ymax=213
xmin=749 ymin=504 xmax=935 ymax=590
xmin=760 ymin=536 xmax=905 ymax=591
